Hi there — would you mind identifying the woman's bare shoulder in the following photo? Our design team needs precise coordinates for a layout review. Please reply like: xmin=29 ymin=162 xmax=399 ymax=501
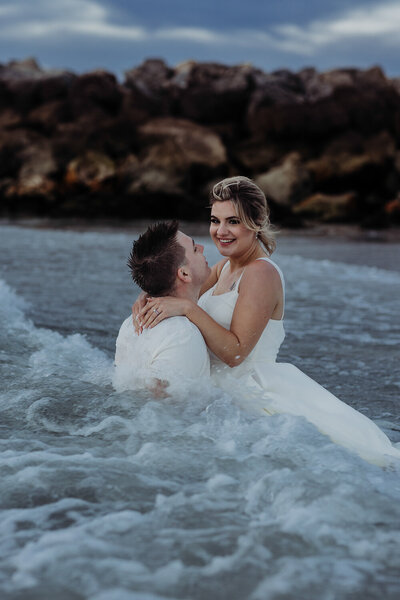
xmin=200 ymin=258 xmax=228 ymax=296
xmin=239 ymin=258 xmax=281 ymax=289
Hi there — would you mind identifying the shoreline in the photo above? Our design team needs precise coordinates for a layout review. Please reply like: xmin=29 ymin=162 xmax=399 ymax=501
xmin=2 ymin=217 xmax=400 ymax=243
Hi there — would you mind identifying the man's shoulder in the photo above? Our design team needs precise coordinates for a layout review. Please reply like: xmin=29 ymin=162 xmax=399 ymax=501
xmin=151 ymin=316 xmax=204 ymax=343
xmin=117 ymin=315 xmax=204 ymax=347
xmin=117 ymin=316 xmax=137 ymax=340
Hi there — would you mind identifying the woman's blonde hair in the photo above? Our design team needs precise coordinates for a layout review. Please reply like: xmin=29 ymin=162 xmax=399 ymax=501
xmin=210 ymin=176 xmax=276 ymax=255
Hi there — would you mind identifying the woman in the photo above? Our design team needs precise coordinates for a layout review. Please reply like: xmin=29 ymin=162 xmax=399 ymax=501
xmin=136 ymin=176 xmax=399 ymax=466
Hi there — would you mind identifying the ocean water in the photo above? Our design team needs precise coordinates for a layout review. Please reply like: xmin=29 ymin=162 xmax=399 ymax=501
xmin=0 ymin=224 xmax=400 ymax=600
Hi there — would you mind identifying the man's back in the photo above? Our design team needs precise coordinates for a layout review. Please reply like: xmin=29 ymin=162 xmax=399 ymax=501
xmin=114 ymin=316 xmax=210 ymax=391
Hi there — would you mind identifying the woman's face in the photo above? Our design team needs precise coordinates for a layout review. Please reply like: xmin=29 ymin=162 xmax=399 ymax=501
xmin=210 ymin=201 xmax=256 ymax=258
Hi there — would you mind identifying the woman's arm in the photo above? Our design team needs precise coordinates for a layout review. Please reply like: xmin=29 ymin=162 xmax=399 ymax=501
xmin=142 ymin=260 xmax=282 ymax=367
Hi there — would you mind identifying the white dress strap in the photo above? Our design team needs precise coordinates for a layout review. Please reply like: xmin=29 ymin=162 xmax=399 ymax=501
xmin=256 ymin=257 xmax=285 ymax=317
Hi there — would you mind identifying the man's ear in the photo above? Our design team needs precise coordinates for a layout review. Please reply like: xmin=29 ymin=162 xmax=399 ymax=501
xmin=177 ymin=266 xmax=191 ymax=283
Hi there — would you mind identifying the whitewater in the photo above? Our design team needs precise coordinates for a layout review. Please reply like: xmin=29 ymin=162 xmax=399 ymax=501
xmin=0 ymin=224 xmax=400 ymax=600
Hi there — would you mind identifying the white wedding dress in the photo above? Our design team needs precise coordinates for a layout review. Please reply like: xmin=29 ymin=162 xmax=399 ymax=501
xmin=198 ymin=257 xmax=400 ymax=466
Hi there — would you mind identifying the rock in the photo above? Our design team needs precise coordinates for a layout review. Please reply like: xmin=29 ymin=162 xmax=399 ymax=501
xmin=392 ymin=78 xmax=400 ymax=96
xmin=248 ymin=65 xmax=400 ymax=140
xmin=68 ymin=71 xmax=122 ymax=118
xmin=306 ymin=132 xmax=397 ymax=192
xmin=2 ymin=140 xmax=57 ymax=203
xmin=53 ymin=111 xmax=139 ymax=166
xmin=138 ymin=117 xmax=228 ymax=173
xmin=65 ymin=151 xmax=116 ymax=190
xmin=299 ymin=66 xmax=387 ymax=102
xmin=124 ymin=59 xmax=174 ymax=115
xmin=255 ymin=153 xmax=310 ymax=206
xmin=120 ymin=118 xmax=228 ymax=213
xmin=0 ymin=129 xmax=44 ymax=180
xmin=17 ymin=142 xmax=57 ymax=195
xmin=0 ymin=59 xmax=399 ymax=224
xmin=0 ymin=108 xmax=21 ymax=129
xmin=394 ymin=151 xmax=400 ymax=174
xmin=27 ymin=100 xmax=70 ymax=133
xmin=233 ymin=139 xmax=282 ymax=172
xmin=384 ymin=196 xmax=400 ymax=223
xmin=0 ymin=58 xmax=76 ymax=112
xmin=172 ymin=61 xmax=253 ymax=123
xmin=127 ymin=169 xmax=184 ymax=197
xmin=293 ymin=192 xmax=358 ymax=222
xmin=116 ymin=154 xmax=183 ymax=198
xmin=246 ymin=70 xmax=307 ymax=138
xmin=121 ymin=117 xmax=229 ymax=216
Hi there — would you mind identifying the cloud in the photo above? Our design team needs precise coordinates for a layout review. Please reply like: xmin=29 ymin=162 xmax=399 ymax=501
xmin=273 ymin=1 xmax=400 ymax=54
xmin=0 ymin=0 xmax=146 ymax=40
xmin=156 ymin=28 xmax=221 ymax=44
xmin=1 ymin=0 xmax=400 ymax=56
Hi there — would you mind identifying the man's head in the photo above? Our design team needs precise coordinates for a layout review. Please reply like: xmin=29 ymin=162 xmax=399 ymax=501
xmin=127 ymin=221 xmax=209 ymax=297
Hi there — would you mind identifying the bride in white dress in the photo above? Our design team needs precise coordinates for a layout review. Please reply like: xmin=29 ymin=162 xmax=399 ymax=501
xmin=138 ymin=176 xmax=399 ymax=466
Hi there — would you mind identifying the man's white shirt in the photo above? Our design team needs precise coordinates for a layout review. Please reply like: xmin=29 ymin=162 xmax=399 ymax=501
xmin=114 ymin=315 xmax=210 ymax=390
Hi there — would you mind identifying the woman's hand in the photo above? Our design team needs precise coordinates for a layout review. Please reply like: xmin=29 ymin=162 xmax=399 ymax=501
xmin=132 ymin=291 xmax=149 ymax=334
xmin=138 ymin=296 xmax=193 ymax=330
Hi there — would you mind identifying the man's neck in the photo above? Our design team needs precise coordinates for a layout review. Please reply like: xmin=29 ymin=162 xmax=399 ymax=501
xmin=173 ymin=285 xmax=201 ymax=304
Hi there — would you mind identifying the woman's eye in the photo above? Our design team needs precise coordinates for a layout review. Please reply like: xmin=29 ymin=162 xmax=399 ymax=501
xmin=230 ymin=220 xmax=240 ymax=225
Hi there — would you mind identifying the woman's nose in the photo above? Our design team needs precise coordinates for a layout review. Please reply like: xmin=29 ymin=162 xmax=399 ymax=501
xmin=217 ymin=222 xmax=228 ymax=235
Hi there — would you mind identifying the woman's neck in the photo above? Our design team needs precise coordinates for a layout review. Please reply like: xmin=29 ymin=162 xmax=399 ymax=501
xmin=228 ymin=241 xmax=266 ymax=271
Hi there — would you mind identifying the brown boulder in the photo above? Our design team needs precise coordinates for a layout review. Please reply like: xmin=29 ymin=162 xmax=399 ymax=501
xmin=384 ymin=196 xmax=400 ymax=223
xmin=307 ymin=132 xmax=397 ymax=190
xmin=138 ymin=117 xmax=227 ymax=173
xmin=124 ymin=59 xmax=174 ymax=115
xmin=172 ymin=61 xmax=253 ymax=123
xmin=0 ymin=108 xmax=21 ymax=130
xmin=65 ymin=151 xmax=116 ymax=190
xmin=121 ymin=118 xmax=228 ymax=215
xmin=293 ymin=192 xmax=358 ymax=222
xmin=0 ymin=58 xmax=76 ymax=112
xmin=394 ymin=151 xmax=400 ymax=174
xmin=116 ymin=153 xmax=183 ymax=197
xmin=247 ymin=70 xmax=308 ymax=139
xmin=3 ymin=140 xmax=57 ymax=199
xmin=68 ymin=71 xmax=122 ymax=118
xmin=27 ymin=100 xmax=70 ymax=133
xmin=248 ymin=65 xmax=400 ymax=140
xmin=0 ymin=129 xmax=45 ymax=179
xmin=255 ymin=153 xmax=310 ymax=206
xmin=126 ymin=168 xmax=184 ymax=198
xmin=233 ymin=139 xmax=282 ymax=172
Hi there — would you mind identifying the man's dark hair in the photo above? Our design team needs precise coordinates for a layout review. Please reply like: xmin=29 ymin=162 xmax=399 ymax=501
xmin=127 ymin=221 xmax=186 ymax=296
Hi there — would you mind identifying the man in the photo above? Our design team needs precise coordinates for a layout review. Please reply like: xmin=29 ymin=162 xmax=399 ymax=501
xmin=114 ymin=221 xmax=211 ymax=392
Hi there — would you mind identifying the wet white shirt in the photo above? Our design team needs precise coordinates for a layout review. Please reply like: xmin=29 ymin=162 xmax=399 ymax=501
xmin=113 ymin=315 xmax=210 ymax=391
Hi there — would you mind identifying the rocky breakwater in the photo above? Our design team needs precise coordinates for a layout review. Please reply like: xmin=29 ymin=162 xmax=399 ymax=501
xmin=1 ymin=57 xmax=400 ymax=226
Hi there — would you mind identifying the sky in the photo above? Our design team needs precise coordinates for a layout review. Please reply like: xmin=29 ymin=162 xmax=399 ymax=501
xmin=0 ymin=0 xmax=400 ymax=79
